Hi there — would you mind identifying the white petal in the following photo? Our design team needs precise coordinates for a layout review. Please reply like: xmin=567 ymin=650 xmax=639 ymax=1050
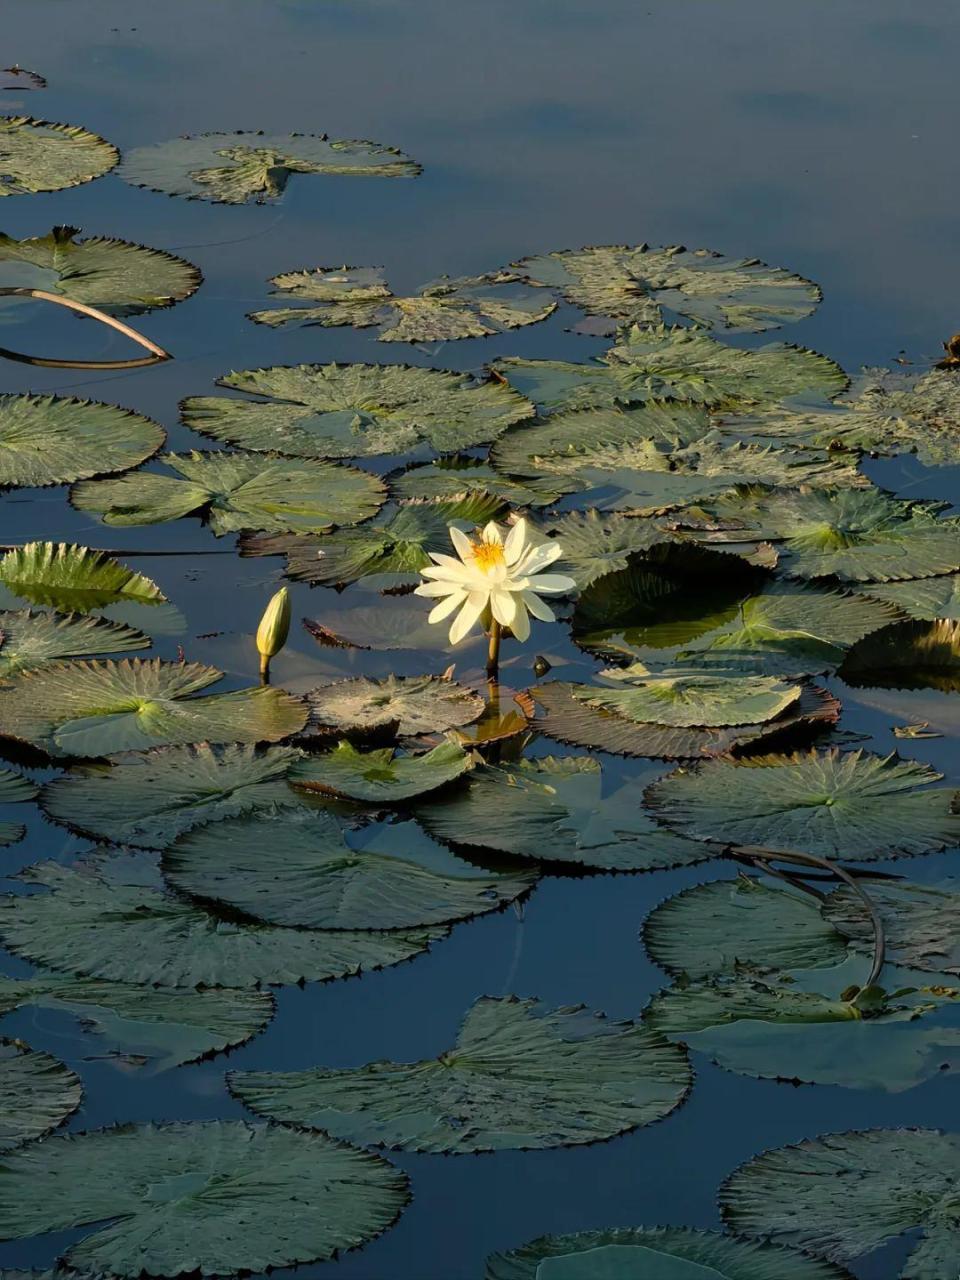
xmin=429 ymin=590 xmax=467 ymax=623
xmin=420 ymin=563 xmax=480 ymax=586
xmin=522 ymin=590 xmax=556 ymax=622
xmin=449 ymin=590 xmax=489 ymax=645
xmin=481 ymin=520 xmax=503 ymax=545
xmin=510 ymin=602 xmax=531 ymax=642
xmin=490 ymin=588 xmax=517 ymax=627
xmin=503 ymin=519 xmax=528 ymax=565
xmin=514 ymin=540 xmax=562 ymax=575
xmin=449 ymin=526 xmax=475 ymax=563
xmin=525 ymin=572 xmax=577 ymax=594
xmin=415 ymin=580 xmax=458 ymax=597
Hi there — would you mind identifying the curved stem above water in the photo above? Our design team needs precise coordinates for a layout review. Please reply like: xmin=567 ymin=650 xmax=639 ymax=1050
xmin=0 ymin=287 xmax=172 ymax=369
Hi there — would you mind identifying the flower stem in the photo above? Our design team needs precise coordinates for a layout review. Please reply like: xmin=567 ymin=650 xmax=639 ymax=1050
xmin=486 ymin=622 xmax=502 ymax=677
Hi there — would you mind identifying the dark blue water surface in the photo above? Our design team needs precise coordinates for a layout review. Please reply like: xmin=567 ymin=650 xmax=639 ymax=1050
xmin=3 ymin=2 xmax=960 ymax=1277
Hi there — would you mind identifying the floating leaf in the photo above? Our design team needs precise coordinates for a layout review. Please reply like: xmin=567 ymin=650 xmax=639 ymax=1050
xmin=250 ymin=266 xmax=556 ymax=341
xmin=0 ymin=766 xmax=37 ymax=848
xmin=0 ymin=974 xmax=273 ymax=1070
xmin=41 ymin=743 xmax=306 ymax=849
xmin=514 ymin=244 xmax=821 ymax=334
xmin=387 ymin=458 xmax=563 ymax=508
xmin=290 ymin=740 xmax=472 ymax=802
xmin=839 ymin=619 xmax=960 ymax=691
xmin=484 ymin=1226 xmax=855 ymax=1280
xmin=230 ymin=994 xmax=690 ymax=1153
xmin=0 ymin=658 xmax=307 ymax=758
xmin=303 ymin=674 xmax=484 ymax=737
xmin=181 ymin=363 xmax=534 ymax=458
xmin=0 ymin=226 xmax=200 ymax=316
xmin=120 ymin=130 xmax=420 ymax=204
xmin=574 ymin=666 xmax=801 ymax=728
xmin=0 ymin=395 xmax=164 ymax=488
xmin=0 ymin=610 xmax=146 ymax=679
xmin=0 ymin=116 xmax=117 ymax=196
xmin=163 ymin=810 xmax=532 ymax=930
xmin=0 ymin=1041 xmax=80 ymax=1151
xmin=823 ymin=879 xmax=960 ymax=975
xmin=720 ymin=1128 xmax=960 ymax=1278
xmin=533 ymin=681 xmax=839 ymax=760
xmin=494 ymin=325 xmax=846 ymax=414
xmin=0 ymin=543 xmax=166 ymax=613
xmin=303 ymin=597 xmax=457 ymax=653
xmin=417 ymin=755 xmax=714 ymax=870
xmin=0 ymin=851 xmax=445 ymax=988
xmin=645 ymin=749 xmax=960 ymax=860
xmin=71 ymin=451 xmax=386 ymax=536
xmin=862 ymin=573 xmax=960 ymax=621
xmin=541 ymin=510 xmax=678 ymax=590
xmin=0 ymin=1120 xmax=410 ymax=1276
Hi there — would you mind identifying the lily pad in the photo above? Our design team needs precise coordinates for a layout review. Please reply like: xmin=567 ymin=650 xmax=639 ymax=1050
xmin=229 ymin=994 xmax=690 ymax=1153
xmin=303 ymin=674 xmax=484 ymax=737
xmin=0 ymin=851 xmax=446 ymax=988
xmin=181 ymin=363 xmax=534 ymax=458
xmin=0 ymin=974 xmax=273 ymax=1070
xmin=644 ymin=749 xmax=960 ymax=860
xmin=0 ymin=115 xmax=118 ymax=196
xmin=720 ymin=1128 xmax=960 ymax=1278
xmin=0 ymin=658 xmax=307 ymax=758
xmin=0 ymin=766 xmax=37 ymax=847
xmin=0 ymin=1040 xmax=81 ymax=1151
xmin=163 ymin=810 xmax=533 ymax=930
xmin=290 ymin=740 xmax=472 ymax=802
xmin=303 ymin=597 xmax=458 ymax=653
xmin=484 ymin=1226 xmax=855 ymax=1280
xmin=387 ymin=458 xmax=564 ymax=508
xmin=0 ymin=543 xmax=166 ymax=613
xmin=120 ymin=130 xmax=420 ymax=204
xmin=541 ymin=510 xmax=678 ymax=590
xmin=494 ymin=325 xmax=846 ymax=414
xmin=0 ymin=226 xmax=201 ymax=316
xmin=0 ymin=1120 xmax=410 ymax=1276
xmin=574 ymin=666 xmax=801 ymax=728
xmin=71 ymin=451 xmax=386 ymax=536
xmin=514 ymin=243 xmax=821 ymax=334
xmin=823 ymin=879 xmax=960 ymax=975
xmin=250 ymin=266 xmax=556 ymax=341
xmin=416 ymin=755 xmax=716 ymax=871
xmin=0 ymin=395 xmax=164 ymax=488
xmin=862 ymin=573 xmax=960 ymax=621
xmin=838 ymin=619 xmax=960 ymax=691
xmin=0 ymin=610 xmax=147 ymax=679
xmin=40 ymin=743 xmax=306 ymax=849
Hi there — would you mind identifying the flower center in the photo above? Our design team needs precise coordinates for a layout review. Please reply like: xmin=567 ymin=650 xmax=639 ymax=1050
xmin=471 ymin=539 xmax=506 ymax=574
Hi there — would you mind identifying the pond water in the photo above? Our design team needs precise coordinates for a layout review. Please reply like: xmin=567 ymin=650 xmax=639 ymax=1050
xmin=2 ymin=3 xmax=960 ymax=1279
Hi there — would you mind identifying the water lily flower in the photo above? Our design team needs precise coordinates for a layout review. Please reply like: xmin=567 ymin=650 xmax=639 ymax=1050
xmin=256 ymin=586 xmax=291 ymax=679
xmin=415 ymin=518 xmax=575 ymax=670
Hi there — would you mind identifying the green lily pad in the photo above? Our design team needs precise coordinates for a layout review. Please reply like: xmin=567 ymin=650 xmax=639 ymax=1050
xmin=0 ymin=1120 xmax=410 ymax=1276
xmin=304 ymin=674 xmax=484 ymax=737
xmin=163 ymin=810 xmax=533 ymax=930
xmin=120 ymin=130 xmax=420 ymax=204
xmin=484 ymin=1226 xmax=855 ymax=1280
xmin=0 ymin=395 xmax=164 ymax=488
xmin=416 ymin=755 xmax=715 ymax=870
xmin=0 ymin=658 xmax=307 ymax=758
xmin=181 ymin=363 xmax=534 ymax=458
xmin=838 ymin=619 xmax=960 ymax=691
xmin=861 ymin=573 xmax=960 ymax=621
xmin=0 ymin=851 xmax=446 ymax=988
xmin=823 ymin=879 xmax=960 ymax=975
xmin=387 ymin=458 xmax=564 ymax=508
xmin=0 ymin=1040 xmax=81 ymax=1151
xmin=0 ymin=116 xmax=118 ymax=196
xmin=71 ymin=450 xmax=386 ymax=536
xmin=0 ymin=226 xmax=201 ymax=316
xmin=720 ymin=1128 xmax=960 ymax=1278
xmin=0 ymin=543 xmax=166 ymax=613
xmin=644 ymin=749 xmax=960 ymax=860
xmin=303 ymin=596 xmax=459 ymax=653
xmin=250 ymin=265 xmax=556 ymax=341
xmin=493 ymin=325 xmax=846 ymax=414
xmin=0 ymin=766 xmax=37 ymax=847
xmin=514 ymin=243 xmax=821 ymax=334
xmin=0 ymin=610 xmax=147 ymax=679
xmin=290 ymin=740 xmax=472 ymax=802
xmin=40 ymin=743 xmax=306 ymax=849
xmin=574 ymin=666 xmax=801 ymax=728
xmin=541 ymin=510 xmax=678 ymax=590
xmin=0 ymin=974 xmax=273 ymax=1070
xmin=229 ymin=994 xmax=690 ymax=1153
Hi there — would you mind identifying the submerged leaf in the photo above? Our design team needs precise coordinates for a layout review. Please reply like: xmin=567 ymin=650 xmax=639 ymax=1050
xmin=0 ymin=115 xmax=117 ymax=196
xmin=290 ymin=740 xmax=472 ymax=802
xmin=0 ymin=610 xmax=146 ymax=678
xmin=303 ymin=674 xmax=484 ymax=737
xmin=230 ymin=994 xmax=690 ymax=1153
xmin=0 ymin=1040 xmax=81 ymax=1151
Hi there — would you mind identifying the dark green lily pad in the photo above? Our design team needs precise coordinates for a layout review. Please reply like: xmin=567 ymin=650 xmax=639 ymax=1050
xmin=229 ymin=994 xmax=690 ymax=1153
xmin=0 ymin=1120 xmax=410 ymax=1276
xmin=290 ymin=740 xmax=472 ymax=802
xmin=823 ymin=879 xmax=960 ymax=975
xmin=862 ymin=573 xmax=960 ymax=621
xmin=303 ymin=674 xmax=484 ymax=737
xmin=0 ymin=610 xmax=147 ymax=679
xmin=0 ymin=1040 xmax=81 ymax=1151
xmin=0 ymin=116 xmax=118 ymax=196
xmin=0 ymin=766 xmax=37 ymax=847
xmin=573 ymin=666 xmax=801 ymax=727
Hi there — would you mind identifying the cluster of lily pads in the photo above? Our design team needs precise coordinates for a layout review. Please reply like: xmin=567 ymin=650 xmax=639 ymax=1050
xmin=3 ymin=102 xmax=960 ymax=1280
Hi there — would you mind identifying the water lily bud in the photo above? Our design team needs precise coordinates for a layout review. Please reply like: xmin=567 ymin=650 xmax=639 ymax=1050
xmin=256 ymin=587 xmax=291 ymax=677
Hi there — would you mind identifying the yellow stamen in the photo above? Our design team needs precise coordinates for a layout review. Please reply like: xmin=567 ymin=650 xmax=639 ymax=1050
xmin=471 ymin=539 xmax=505 ymax=573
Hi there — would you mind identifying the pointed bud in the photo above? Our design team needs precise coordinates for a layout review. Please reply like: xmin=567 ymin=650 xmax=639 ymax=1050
xmin=256 ymin=587 xmax=290 ymax=677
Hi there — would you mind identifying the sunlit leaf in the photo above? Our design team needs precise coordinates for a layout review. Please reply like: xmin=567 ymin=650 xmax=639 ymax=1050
xmin=0 ymin=1040 xmax=80 ymax=1151
xmin=290 ymin=740 xmax=472 ymax=802
xmin=387 ymin=458 xmax=563 ymax=508
xmin=0 ymin=115 xmax=117 ymax=196
xmin=574 ymin=665 xmax=801 ymax=728
xmin=303 ymin=674 xmax=484 ymax=737
xmin=541 ymin=510 xmax=678 ymax=590
xmin=0 ymin=543 xmax=166 ymax=613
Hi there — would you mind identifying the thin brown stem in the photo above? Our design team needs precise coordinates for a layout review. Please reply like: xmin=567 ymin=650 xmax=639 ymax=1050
xmin=0 ymin=287 xmax=171 ymax=369
xmin=486 ymin=621 xmax=501 ymax=678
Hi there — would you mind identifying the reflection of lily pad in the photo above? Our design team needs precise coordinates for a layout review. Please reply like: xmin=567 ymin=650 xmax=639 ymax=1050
xmin=0 ymin=851 xmax=445 ymax=988
xmin=250 ymin=265 xmax=556 ymax=341
xmin=0 ymin=226 xmax=200 ymax=316
xmin=230 ymin=994 xmax=690 ymax=1153
xmin=0 ymin=1040 xmax=81 ymax=1151
xmin=485 ymin=1225 xmax=854 ymax=1280
xmin=574 ymin=666 xmax=801 ymax=727
xmin=0 ymin=765 xmax=37 ymax=847
xmin=417 ymin=755 xmax=715 ymax=871
xmin=645 ymin=749 xmax=960 ymax=860
xmin=182 ymin=363 xmax=534 ymax=458
xmin=120 ymin=130 xmax=420 ymax=204
xmin=163 ymin=810 xmax=534 ymax=930
xmin=40 ymin=743 xmax=305 ymax=849
xmin=0 ymin=115 xmax=118 ymax=196
xmin=71 ymin=451 xmax=386 ymax=536
xmin=721 ymin=1128 xmax=960 ymax=1279
xmin=290 ymin=740 xmax=472 ymax=802
xmin=514 ymin=244 xmax=821 ymax=334
xmin=0 ymin=543 xmax=166 ymax=613
xmin=304 ymin=674 xmax=484 ymax=737
xmin=839 ymin=619 xmax=960 ymax=691
xmin=0 ymin=395 xmax=164 ymax=488
xmin=0 ymin=658 xmax=307 ymax=758
xmin=0 ymin=1120 xmax=410 ymax=1276
xmin=823 ymin=879 xmax=960 ymax=975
